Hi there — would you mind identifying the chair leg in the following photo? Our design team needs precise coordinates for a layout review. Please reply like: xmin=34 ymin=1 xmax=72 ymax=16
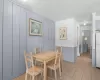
xmin=50 ymin=69 xmax=53 ymax=77
xmin=59 ymin=67 xmax=61 ymax=77
xmin=54 ymin=70 xmax=57 ymax=80
xmin=36 ymin=76 xmax=38 ymax=80
xmin=35 ymin=60 xmax=36 ymax=66
xmin=41 ymin=72 xmax=43 ymax=80
xmin=25 ymin=73 xmax=27 ymax=80
xmin=30 ymin=75 xmax=32 ymax=80
xmin=60 ymin=62 xmax=62 ymax=72
xmin=32 ymin=76 xmax=35 ymax=80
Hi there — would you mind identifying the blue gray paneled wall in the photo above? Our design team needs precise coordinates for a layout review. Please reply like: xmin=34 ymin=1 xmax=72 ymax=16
xmin=62 ymin=47 xmax=77 ymax=63
xmin=0 ymin=0 xmax=3 ymax=80
xmin=0 ymin=0 xmax=55 ymax=80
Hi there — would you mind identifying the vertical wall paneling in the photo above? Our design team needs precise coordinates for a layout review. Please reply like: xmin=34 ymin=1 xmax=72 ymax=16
xmin=42 ymin=20 xmax=55 ymax=51
xmin=26 ymin=11 xmax=43 ymax=52
xmin=49 ymin=27 xmax=52 ymax=50
xmin=51 ymin=27 xmax=52 ymax=40
xmin=42 ymin=22 xmax=46 ymax=51
xmin=51 ymin=27 xmax=53 ymax=50
xmin=3 ymin=0 xmax=13 ymax=80
xmin=51 ymin=27 xmax=54 ymax=50
xmin=53 ymin=24 xmax=55 ymax=50
xmin=12 ymin=4 xmax=20 ymax=78
xmin=0 ymin=0 xmax=3 ymax=80
xmin=43 ymin=22 xmax=49 ymax=51
xmin=2 ymin=0 xmax=55 ymax=79
xmin=48 ymin=27 xmax=50 ymax=50
xmin=19 ymin=7 xmax=26 ymax=75
xmin=26 ymin=11 xmax=33 ymax=52
xmin=53 ymin=23 xmax=55 ymax=49
xmin=52 ymin=27 xmax=54 ymax=50
xmin=49 ymin=23 xmax=54 ymax=50
xmin=26 ymin=12 xmax=28 ymax=52
xmin=48 ymin=27 xmax=49 ymax=40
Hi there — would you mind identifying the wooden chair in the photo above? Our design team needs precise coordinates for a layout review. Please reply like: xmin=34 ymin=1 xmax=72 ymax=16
xmin=24 ymin=51 xmax=43 ymax=80
xmin=56 ymin=46 xmax=63 ymax=72
xmin=34 ymin=48 xmax=44 ymax=67
xmin=56 ymin=46 xmax=62 ymax=53
xmin=34 ymin=48 xmax=41 ymax=54
xmin=47 ymin=53 xmax=61 ymax=80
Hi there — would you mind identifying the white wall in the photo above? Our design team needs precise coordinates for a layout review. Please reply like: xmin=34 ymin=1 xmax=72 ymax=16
xmin=55 ymin=18 xmax=79 ymax=62
xmin=55 ymin=18 xmax=77 ymax=47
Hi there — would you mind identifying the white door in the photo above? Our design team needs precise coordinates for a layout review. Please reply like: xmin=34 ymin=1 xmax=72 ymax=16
xmin=96 ymin=33 xmax=100 ymax=44
xmin=96 ymin=45 xmax=100 ymax=67
xmin=77 ymin=26 xmax=80 ymax=56
xmin=96 ymin=33 xmax=100 ymax=67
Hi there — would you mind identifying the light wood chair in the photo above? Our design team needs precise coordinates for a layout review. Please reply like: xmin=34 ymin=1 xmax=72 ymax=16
xmin=34 ymin=48 xmax=41 ymax=54
xmin=24 ymin=51 xmax=43 ymax=80
xmin=56 ymin=46 xmax=62 ymax=53
xmin=56 ymin=46 xmax=63 ymax=72
xmin=34 ymin=48 xmax=44 ymax=67
xmin=47 ymin=53 xmax=61 ymax=80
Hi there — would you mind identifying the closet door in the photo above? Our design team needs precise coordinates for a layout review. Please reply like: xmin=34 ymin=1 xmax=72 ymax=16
xmin=3 ymin=0 xmax=13 ymax=80
xmin=0 ymin=0 xmax=3 ymax=80
xmin=19 ymin=8 xmax=26 ymax=75
xmin=12 ymin=4 xmax=20 ymax=78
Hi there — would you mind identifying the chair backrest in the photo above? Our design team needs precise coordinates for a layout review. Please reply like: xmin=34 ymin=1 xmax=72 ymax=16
xmin=24 ymin=51 xmax=33 ymax=70
xmin=56 ymin=46 xmax=62 ymax=53
xmin=34 ymin=48 xmax=41 ymax=54
xmin=54 ymin=53 xmax=61 ymax=66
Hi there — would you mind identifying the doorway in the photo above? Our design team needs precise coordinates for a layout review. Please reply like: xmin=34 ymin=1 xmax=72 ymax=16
xmin=77 ymin=24 xmax=92 ymax=63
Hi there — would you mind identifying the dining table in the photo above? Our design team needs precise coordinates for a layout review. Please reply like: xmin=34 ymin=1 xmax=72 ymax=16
xmin=33 ymin=51 xmax=57 ymax=80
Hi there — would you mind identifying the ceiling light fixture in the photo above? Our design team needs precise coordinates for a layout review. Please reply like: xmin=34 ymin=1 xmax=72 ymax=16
xmin=84 ymin=23 xmax=86 ymax=26
xmin=83 ymin=20 xmax=88 ymax=26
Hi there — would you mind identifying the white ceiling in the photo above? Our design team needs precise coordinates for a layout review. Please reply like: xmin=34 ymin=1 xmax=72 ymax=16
xmin=14 ymin=0 xmax=100 ymax=22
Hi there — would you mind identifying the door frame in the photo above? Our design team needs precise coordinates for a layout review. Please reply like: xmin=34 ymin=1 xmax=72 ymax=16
xmin=77 ymin=25 xmax=80 ymax=56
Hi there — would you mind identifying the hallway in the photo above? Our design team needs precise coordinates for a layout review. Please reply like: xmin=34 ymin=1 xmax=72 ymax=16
xmin=14 ymin=53 xmax=100 ymax=80
xmin=62 ymin=53 xmax=100 ymax=80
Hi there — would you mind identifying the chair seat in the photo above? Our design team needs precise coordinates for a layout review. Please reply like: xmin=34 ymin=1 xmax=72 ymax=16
xmin=47 ymin=63 xmax=59 ymax=70
xmin=27 ymin=66 xmax=43 ymax=76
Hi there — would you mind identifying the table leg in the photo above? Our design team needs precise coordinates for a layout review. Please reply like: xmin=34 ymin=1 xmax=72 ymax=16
xmin=44 ymin=61 xmax=47 ymax=80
